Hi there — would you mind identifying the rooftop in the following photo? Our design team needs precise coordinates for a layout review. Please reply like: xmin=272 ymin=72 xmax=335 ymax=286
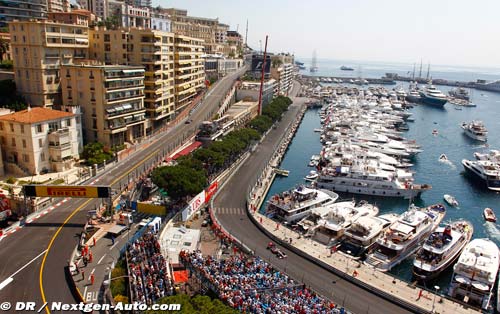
xmin=0 ymin=107 xmax=74 ymax=124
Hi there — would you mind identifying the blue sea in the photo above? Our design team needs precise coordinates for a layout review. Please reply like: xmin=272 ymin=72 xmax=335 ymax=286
xmin=261 ymin=60 xmax=500 ymax=289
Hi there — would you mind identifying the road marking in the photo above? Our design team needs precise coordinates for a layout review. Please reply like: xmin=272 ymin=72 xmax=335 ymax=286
xmin=0 ymin=249 xmax=47 ymax=291
xmin=83 ymin=286 xmax=87 ymax=299
xmin=39 ymin=199 xmax=92 ymax=314
xmin=97 ymin=254 xmax=106 ymax=264
xmin=120 ymin=232 xmax=128 ymax=239
xmin=109 ymin=242 xmax=118 ymax=251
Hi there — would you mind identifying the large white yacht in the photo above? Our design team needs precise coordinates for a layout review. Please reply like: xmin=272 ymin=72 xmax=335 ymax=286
xmin=338 ymin=213 xmax=399 ymax=259
xmin=412 ymin=220 xmax=473 ymax=281
xmin=448 ymin=238 xmax=500 ymax=312
xmin=304 ymin=200 xmax=379 ymax=245
xmin=316 ymin=162 xmax=431 ymax=199
xmin=265 ymin=186 xmax=339 ymax=223
xmin=461 ymin=121 xmax=488 ymax=142
xmin=364 ymin=204 xmax=446 ymax=271
xmin=418 ymin=84 xmax=448 ymax=107
xmin=462 ymin=159 xmax=500 ymax=191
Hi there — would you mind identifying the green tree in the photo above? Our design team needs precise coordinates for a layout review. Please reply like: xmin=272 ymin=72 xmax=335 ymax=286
xmin=82 ymin=142 xmax=113 ymax=165
xmin=146 ymin=294 xmax=237 ymax=314
xmin=0 ymin=37 xmax=8 ymax=62
xmin=151 ymin=165 xmax=206 ymax=201
xmin=0 ymin=80 xmax=27 ymax=111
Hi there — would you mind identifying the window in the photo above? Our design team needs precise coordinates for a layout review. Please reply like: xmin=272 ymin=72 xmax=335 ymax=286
xmin=0 ymin=122 xmax=3 ymax=130
xmin=40 ymin=152 xmax=45 ymax=162
xmin=37 ymin=124 xmax=43 ymax=133
xmin=22 ymin=139 xmax=26 ymax=148
xmin=23 ymin=154 xmax=29 ymax=162
xmin=0 ymin=136 xmax=4 ymax=145
xmin=11 ymin=138 xmax=15 ymax=147
xmin=9 ymin=123 xmax=14 ymax=132
xmin=39 ymin=138 xmax=43 ymax=148
xmin=66 ymin=119 xmax=71 ymax=127
xmin=20 ymin=125 xmax=24 ymax=133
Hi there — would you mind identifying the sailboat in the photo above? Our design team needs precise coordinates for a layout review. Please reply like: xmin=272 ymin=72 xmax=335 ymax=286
xmin=310 ymin=50 xmax=318 ymax=73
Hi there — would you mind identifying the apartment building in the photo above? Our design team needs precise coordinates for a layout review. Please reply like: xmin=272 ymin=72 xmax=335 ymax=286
xmin=126 ymin=0 xmax=151 ymax=7
xmin=0 ymin=107 xmax=82 ymax=176
xmin=165 ymin=8 xmax=228 ymax=55
xmin=61 ymin=63 xmax=146 ymax=147
xmin=173 ymin=34 xmax=205 ymax=112
xmin=77 ymin=0 xmax=108 ymax=20
xmin=271 ymin=63 xmax=293 ymax=96
xmin=48 ymin=0 xmax=71 ymax=13
xmin=89 ymin=27 xmax=176 ymax=129
xmin=108 ymin=1 xmax=150 ymax=29
xmin=48 ymin=9 xmax=94 ymax=26
xmin=9 ymin=20 xmax=89 ymax=108
xmin=0 ymin=0 xmax=47 ymax=27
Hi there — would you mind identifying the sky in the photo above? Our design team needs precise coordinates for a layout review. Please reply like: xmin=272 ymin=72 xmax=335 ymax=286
xmin=152 ymin=0 xmax=500 ymax=68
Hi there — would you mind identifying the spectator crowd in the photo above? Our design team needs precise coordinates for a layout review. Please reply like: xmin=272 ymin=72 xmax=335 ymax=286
xmin=128 ymin=229 xmax=173 ymax=304
xmin=180 ymin=250 xmax=347 ymax=314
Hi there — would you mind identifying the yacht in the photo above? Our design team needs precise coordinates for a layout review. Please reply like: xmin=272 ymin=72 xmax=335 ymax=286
xmin=413 ymin=221 xmax=473 ymax=281
xmin=338 ymin=213 xmax=399 ymax=259
xmin=265 ymin=186 xmax=339 ymax=223
xmin=461 ymin=121 xmax=488 ymax=142
xmin=419 ymin=84 xmax=448 ymax=107
xmin=448 ymin=238 xmax=500 ymax=312
xmin=340 ymin=66 xmax=355 ymax=71
xmin=316 ymin=163 xmax=431 ymax=199
xmin=449 ymin=87 xmax=470 ymax=101
xmin=474 ymin=150 xmax=500 ymax=163
xmin=364 ymin=204 xmax=446 ymax=271
xmin=306 ymin=200 xmax=379 ymax=245
xmin=462 ymin=159 xmax=500 ymax=191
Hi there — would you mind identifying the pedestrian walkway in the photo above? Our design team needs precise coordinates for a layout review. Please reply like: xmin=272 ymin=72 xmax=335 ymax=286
xmin=213 ymin=207 xmax=246 ymax=215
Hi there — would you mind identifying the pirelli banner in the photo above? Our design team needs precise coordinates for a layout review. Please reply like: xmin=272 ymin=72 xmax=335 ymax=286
xmin=24 ymin=185 xmax=111 ymax=198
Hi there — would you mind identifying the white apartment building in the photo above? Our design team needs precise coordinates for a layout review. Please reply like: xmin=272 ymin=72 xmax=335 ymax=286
xmin=0 ymin=107 xmax=82 ymax=176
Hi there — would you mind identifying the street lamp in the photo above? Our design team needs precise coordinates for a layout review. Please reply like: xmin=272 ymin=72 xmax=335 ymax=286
xmin=346 ymin=250 xmax=351 ymax=272
xmin=432 ymin=285 xmax=440 ymax=313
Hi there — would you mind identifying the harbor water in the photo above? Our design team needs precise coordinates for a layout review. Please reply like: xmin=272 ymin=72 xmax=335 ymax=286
xmin=260 ymin=68 xmax=500 ymax=290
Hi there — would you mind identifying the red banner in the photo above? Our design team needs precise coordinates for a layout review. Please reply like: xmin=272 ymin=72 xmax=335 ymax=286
xmin=204 ymin=181 xmax=218 ymax=203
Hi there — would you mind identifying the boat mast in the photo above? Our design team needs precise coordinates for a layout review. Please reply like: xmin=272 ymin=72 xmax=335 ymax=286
xmin=418 ymin=59 xmax=423 ymax=80
xmin=310 ymin=50 xmax=318 ymax=72
xmin=412 ymin=63 xmax=416 ymax=80
xmin=426 ymin=63 xmax=430 ymax=81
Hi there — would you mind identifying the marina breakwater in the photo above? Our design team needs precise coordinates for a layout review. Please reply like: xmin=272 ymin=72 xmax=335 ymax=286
xmin=245 ymin=105 xmax=481 ymax=314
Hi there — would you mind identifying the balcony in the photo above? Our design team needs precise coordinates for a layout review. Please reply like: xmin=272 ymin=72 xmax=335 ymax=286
xmin=105 ymin=105 xmax=146 ymax=119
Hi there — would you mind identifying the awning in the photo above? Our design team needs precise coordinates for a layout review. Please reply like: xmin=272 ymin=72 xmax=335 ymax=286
xmin=173 ymin=270 xmax=189 ymax=283
xmin=75 ymin=38 xmax=88 ymax=44
xmin=122 ymin=104 xmax=133 ymax=110
xmin=122 ymin=69 xmax=145 ymax=74
xmin=114 ymin=106 xmax=124 ymax=112
xmin=165 ymin=141 xmax=202 ymax=162
xmin=106 ymin=108 xmax=116 ymax=114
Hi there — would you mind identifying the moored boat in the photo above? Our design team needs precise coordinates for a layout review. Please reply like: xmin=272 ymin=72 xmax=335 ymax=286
xmin=448 ymin=238 xmax=500 ymax=312
xmin=461 ymin=121 xmax=488 ymax=142
xmin=412 ymin=220 xmax=473 ymax=281
xmin=364 ymin=204 xmax=446 ymax=272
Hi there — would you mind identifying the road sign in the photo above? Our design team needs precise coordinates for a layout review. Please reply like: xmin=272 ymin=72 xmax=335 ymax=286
xmin=24 ymin=185 xmax=111 ymax=198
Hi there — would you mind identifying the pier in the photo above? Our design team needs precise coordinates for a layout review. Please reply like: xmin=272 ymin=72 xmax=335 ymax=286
xmin=302 ymin=74 xmax=500 ymax=92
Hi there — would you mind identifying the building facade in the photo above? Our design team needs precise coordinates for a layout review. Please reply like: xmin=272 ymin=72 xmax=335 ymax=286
xmin=89 ymin=27 xmax=176 ymax=129
xmin=108 ymin=1 xmax=150 ymax=29
xmin=165 ymin=8 xmax=228 ymax=55
xmin=9 ymin=20 xmax=89 ymax=108
xmin=0 ymin=107 xmax=82 ymax=175
xmin=48 ymin=0 xmax=71 ymax=13
xmin=271 ymin=63 xmax=293 ymax=96
xmin=61 ymin=63 xmax=146 ymax=147
xmin=173 ymin=34 xmax=205 ymax=112
xmin=0 ymin=0 xmax=48 ymax=27
xmin=236 ymin=79 xmax=276 ymax=107
xmin=77 ymin=0 xmax=108 ymax=20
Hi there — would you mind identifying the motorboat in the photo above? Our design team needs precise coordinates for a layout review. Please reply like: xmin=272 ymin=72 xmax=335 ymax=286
xmin=462 ymin=159 xmax=500 ymax=191
xmin=304 ymin=170 xmax=319 ymax=182
xmin=340 ymin=66 xmax=355 ymax=71
xmin=432 ymin=129 xmax=439 ymax=136
xmin=444 ymin=194 xmax=459 ymax=207
xmin=474 ymin=150 xmax=500 ymax=163
xmin=338 ymin=213 xmax=399 ymax=259
xmin=448 ymin=238 xmax=500 ymax=312
xmin=364 ymin=204 xmax=446 ymax=271
xmin=265 ymin=186 xmax=339 ymax=223
xmin=413 ymin=221 xmax=473 ymax=281
xmin=483 ymin=208 xmax=496 ymax=223
xmin=418 ymin=84 xmax=448 ymax=107
xmin=449 ymin=87 xmax=470 ymax=101
xmin=461 ymin=121 xmax=488 ymax=142
xmin=305 ymin=200 xmax=379 ymax=245
xmin=439 ymin=154 xmax=448 ymax=162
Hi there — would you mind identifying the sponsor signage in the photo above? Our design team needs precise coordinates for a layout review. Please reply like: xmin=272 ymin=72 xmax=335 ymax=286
xmin=251 ymin=54 xmax=271 ymax=74
xmin=204 ymin=181 xmax=218 ymax=203
xmin=136 ymin=202 xmax=167 ymax=216
xmin=182 ymin=191 xmax=205 ymax=221
xmin=24 ymin=185 xmax=110 ymax=198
